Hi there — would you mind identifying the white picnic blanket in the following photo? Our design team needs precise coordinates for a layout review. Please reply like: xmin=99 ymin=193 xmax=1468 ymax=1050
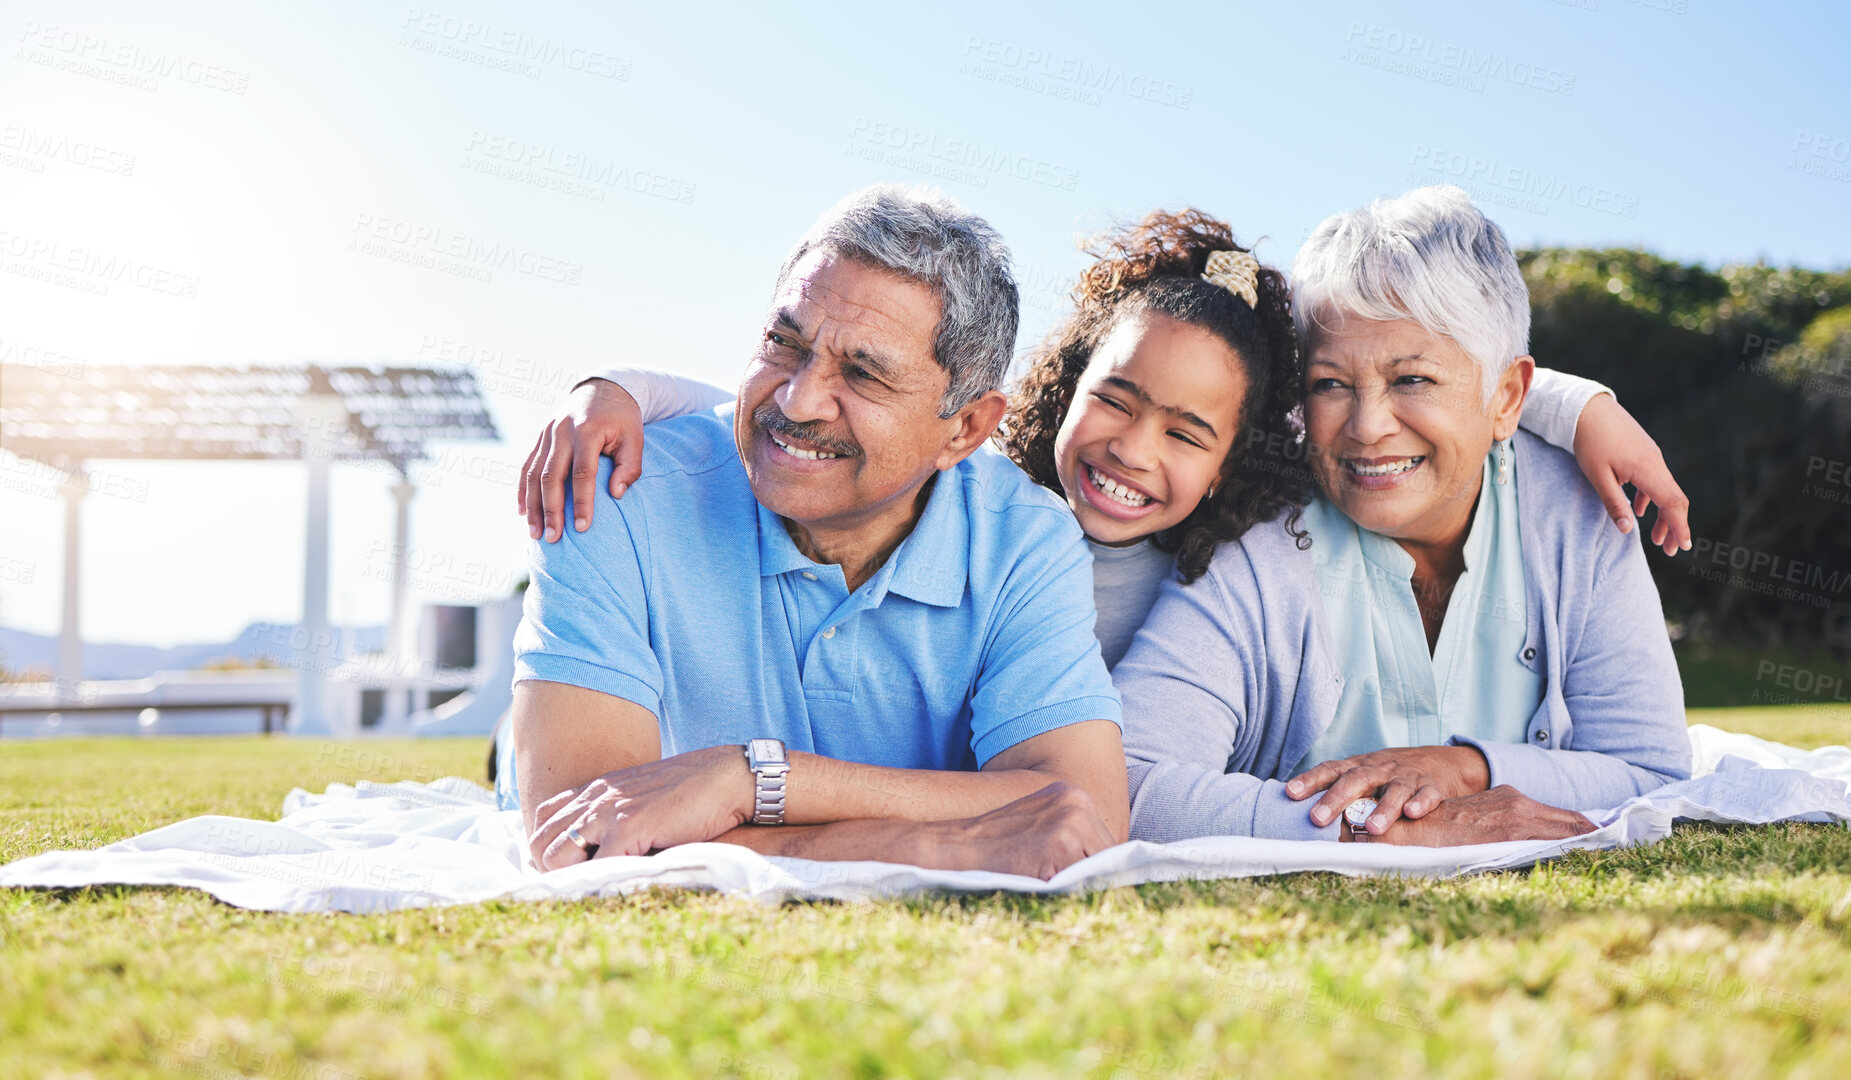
xmin=4 ymin=724 xmax=1848 ymax=912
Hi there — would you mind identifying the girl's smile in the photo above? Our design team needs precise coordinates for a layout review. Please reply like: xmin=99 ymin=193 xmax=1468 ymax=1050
xmin=1053 ymin=311 xmax=1248 ymax=546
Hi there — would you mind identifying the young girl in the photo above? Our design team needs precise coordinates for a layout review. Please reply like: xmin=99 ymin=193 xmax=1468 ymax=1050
xmin=517 ymin=207 xmax=1688 ymax=671
xmin=994 ymin=209 xmax=1307 ymax=667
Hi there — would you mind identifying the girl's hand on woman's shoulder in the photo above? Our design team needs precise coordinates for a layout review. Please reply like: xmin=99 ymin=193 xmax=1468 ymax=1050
xmin=1571 ymin=393 xmax=1692 ymax=557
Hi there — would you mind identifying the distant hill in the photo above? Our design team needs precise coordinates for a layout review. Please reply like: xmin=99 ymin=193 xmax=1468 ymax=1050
xmin=0 ymin=623 xmax=386 ymax=681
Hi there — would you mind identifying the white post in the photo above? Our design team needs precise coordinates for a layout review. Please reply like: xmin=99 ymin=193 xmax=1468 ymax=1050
xmin=291 ymin=388 xmax=348 ymax=736
xmin=294 ymin=451 xmax=334 ymax=734
xmin=57 ymin=464 xmax=85 ymax=698
xmin=382 ymin=477 xmax=416 ymax=731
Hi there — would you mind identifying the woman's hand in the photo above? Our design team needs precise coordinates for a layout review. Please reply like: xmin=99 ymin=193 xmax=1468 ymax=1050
xmin=1572 ymin=393 xmax=1691 ymax=556
xmin=1346 ymin=785 xmax=1597 ymax=846
xmin=518 ymin=378 xmax=646 ymax=542
xmin=1286 ymin=745 xmax=1490 ymax=836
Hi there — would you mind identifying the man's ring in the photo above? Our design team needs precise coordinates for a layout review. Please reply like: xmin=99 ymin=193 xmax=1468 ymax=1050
xmin=564 ymin=826 xmax=596 ymax=857
xmin=1344 ymin=798 xmax=1379 ymax=828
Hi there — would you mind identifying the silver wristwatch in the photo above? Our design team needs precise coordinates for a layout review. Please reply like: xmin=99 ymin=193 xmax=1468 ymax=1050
xmin=744 ymin=738 xmax=789 ymax=826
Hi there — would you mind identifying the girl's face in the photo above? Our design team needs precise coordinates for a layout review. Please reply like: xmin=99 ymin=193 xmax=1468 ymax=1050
xmin=1053 ymin=312 xmax=1249 ymax=546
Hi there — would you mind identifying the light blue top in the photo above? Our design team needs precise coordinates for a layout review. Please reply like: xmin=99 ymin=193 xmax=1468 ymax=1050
xmin=497 ymin=405 xmax=1121 ymax=811
xmin=1115 ymin=432 xmax=1691 ymax=842
xmin=1294 ymin=450 xmax=1543 ymax=774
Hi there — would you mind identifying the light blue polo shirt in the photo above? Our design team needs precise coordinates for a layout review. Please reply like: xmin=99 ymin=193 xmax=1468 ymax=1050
xmin=1292 ymin=448 xmax=1544 ymax=776
xmin=498 ymin=405 xmax=1120 ymax=810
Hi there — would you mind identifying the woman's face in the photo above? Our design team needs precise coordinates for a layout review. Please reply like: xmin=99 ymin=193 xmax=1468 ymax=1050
xmin=1303 ymin=312 xmax=1530 ymax=549
xmin=1053 ymin=312 xmax=1248 ymax=546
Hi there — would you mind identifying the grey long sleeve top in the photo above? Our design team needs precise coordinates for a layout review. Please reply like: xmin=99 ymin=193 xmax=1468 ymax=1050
xmin=1114 ymin=432 xmax=1692 ymax=842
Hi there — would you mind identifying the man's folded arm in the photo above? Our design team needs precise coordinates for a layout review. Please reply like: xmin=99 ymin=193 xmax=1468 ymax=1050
xmin=510 ymin=466 xmax=668 ymax=831
xmin=716 ymin=718 xmax=1128 ymax=849
xmin=510 ymin=679 xmax=661 ymax=836
xmin=514 ymin=679 xmax=1122 ymax=846
xmin=710 ymin=770 xmax=1118 ymax=879
xmin=707 ymin=818 xmax=942 ymax=862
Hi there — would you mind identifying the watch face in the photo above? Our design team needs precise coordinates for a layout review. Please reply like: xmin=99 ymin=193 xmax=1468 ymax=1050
xmin=748 ymin=738 xmax=786 ymax=764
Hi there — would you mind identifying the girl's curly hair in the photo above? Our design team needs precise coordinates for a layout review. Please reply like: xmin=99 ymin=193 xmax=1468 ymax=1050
xmin=997 ymin=208 xmax=1312 ymax=583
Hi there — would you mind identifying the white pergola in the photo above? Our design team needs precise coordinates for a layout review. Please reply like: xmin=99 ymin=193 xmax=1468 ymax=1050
xmin=0 ymin=363 xmax=499 ymax=734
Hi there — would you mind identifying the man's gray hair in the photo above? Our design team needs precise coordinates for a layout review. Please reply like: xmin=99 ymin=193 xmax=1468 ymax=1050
xmin=1292 ymin=185 xmax=1531 ymax=403
xmin=774 ymin=184 xmax=1019 ymax=416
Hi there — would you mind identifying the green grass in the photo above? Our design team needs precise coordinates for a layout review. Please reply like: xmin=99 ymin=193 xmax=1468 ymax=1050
xmin=1674 ymin=642 xmax=1851 ymax=710
xmin=3 ymin=710 xmax=1849 ymax=1079
xmin=1685 ymin=705 xmax=1851 ymax=750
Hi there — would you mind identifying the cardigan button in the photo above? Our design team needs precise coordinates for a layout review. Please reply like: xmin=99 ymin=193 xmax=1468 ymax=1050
xmin=1522 ymin=647 xmax=1537 ymax=662
xmin=1534 ymin=729 xmax=1549 ymax=743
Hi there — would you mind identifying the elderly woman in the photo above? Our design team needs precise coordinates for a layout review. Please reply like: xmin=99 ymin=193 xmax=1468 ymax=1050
xmin=1115 ymin=185 xmax=1692 ymax=845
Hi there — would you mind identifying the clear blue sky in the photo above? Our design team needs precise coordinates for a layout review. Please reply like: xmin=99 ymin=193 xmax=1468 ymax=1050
xmin=2 ymin=0 xmax=1847 ymax=646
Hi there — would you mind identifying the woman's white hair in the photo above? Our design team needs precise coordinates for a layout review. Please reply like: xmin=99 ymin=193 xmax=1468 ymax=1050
xmin=1291 ymin=185 xmax=1530 ymax=403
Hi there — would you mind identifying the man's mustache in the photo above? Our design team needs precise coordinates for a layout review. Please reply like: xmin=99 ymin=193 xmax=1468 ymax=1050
xmin=753 ymin=402 xmax=862 ymax=458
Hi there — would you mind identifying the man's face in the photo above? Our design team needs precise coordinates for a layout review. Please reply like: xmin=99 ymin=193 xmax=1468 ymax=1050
xmin=735 ymin=249 xmax=966 ymax=536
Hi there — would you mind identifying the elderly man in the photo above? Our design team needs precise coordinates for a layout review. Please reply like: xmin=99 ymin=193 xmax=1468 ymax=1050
xmin=498 ymin=185 xmax=1127 ymax=879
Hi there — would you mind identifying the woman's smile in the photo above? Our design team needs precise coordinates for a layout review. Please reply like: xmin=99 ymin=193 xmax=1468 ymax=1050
xmin=1339 ymin=453 xmax=1428 ymax=489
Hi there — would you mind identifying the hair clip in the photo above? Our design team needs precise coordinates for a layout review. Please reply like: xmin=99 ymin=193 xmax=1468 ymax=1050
xmin=1202 ymin=250 xmax=1261 ymax=308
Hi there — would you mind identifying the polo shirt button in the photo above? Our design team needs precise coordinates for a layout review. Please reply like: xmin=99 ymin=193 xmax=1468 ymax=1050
xmin=1522 ymin=647 xmax=1537 ymax=662
xmin=801 ymin=571 xmax=817 ymax=581
xmin=1534 ymin=729 xmax=1549 ymax=742
xmin=823 ymin=626 xmax=836 ymax=639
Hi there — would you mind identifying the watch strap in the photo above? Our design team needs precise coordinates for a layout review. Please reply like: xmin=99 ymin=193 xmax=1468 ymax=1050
xmin=745 ymin=742 xmax=789 ymax=826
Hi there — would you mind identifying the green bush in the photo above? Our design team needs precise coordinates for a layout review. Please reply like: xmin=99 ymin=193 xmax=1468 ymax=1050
xmin=1522 ymin=249 xmax=1851 ymax=656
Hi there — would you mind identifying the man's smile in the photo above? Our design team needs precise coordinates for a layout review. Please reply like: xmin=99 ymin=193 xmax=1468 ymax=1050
xmin=771 ymin=432 xmax=845 ymax=461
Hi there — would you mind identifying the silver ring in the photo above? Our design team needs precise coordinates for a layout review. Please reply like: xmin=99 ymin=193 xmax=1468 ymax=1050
xmin=564 ymin=826 xmax=592 ymax=853
xmin=1344 ymin=797 xmax=1379 ymax=828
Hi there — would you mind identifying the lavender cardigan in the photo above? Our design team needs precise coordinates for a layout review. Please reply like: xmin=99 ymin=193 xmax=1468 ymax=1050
xmin=1115 ymin=431 xmax=1692 ymax=842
